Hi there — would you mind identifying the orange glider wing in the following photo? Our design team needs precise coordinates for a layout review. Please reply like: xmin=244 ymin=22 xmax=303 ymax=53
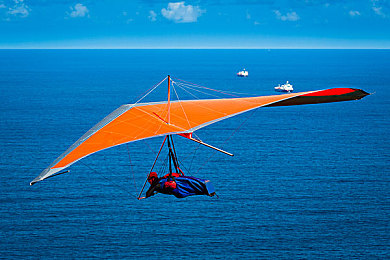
xmin=31 ymin=88 xmax=368 ymax=185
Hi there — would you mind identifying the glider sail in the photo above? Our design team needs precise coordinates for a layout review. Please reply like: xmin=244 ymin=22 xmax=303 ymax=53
xmin=30 ymin=78 xmax=368 ymax=185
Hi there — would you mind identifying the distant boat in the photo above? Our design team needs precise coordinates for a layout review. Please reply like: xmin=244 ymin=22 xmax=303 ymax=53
xmin=237 ymin=69 xmax=248 ymax=77
xmin=275 ymin=81 xmax=293 ymax=92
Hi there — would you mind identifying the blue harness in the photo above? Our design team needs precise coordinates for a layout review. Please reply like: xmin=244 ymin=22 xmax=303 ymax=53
xmin=158 ymin=176 xmax=215 ymax=198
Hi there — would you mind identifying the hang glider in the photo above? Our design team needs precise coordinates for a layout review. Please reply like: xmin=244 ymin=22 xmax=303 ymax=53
xmin=30 ymin=76 xmax=369 ymax=186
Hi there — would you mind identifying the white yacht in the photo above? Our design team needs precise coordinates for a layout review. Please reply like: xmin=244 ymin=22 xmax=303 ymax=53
xmin=274 ymin=81 xmax=293 ymax=92
xmin=237 ymin=69 xmax=248 ymax=77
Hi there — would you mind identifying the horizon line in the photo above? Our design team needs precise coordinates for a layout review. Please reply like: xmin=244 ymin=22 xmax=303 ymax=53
xmin=0 ymin=47 xmax=389 ymax=50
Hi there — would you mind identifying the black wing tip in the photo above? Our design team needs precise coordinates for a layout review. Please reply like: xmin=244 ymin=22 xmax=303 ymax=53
xmin=358 ymin=89 xmax=370 ymax=96
xmin=353 ymin=89 xmax=371 ymax=99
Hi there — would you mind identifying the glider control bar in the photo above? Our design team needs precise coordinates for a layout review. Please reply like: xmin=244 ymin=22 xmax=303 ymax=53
xmin=179 ymin=133 xmax=233 ymax=157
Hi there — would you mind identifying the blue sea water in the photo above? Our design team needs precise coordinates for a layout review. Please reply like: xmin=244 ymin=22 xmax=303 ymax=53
xmin=0 ymin=49 xmax=389 ymax=259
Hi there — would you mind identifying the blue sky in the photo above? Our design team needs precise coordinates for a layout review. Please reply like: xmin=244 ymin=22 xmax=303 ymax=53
xmin=0 ymin=0 xmax=389 ymax=48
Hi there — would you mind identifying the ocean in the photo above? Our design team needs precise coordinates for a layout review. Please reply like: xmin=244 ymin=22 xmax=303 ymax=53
xmin=0 ymin=49 xmax=389 ymax=258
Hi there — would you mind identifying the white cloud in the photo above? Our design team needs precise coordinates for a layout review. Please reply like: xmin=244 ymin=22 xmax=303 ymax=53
xmin=372 ymin=6 xmax=384 ymax=16
xmin=148 ymin=10 xmax=157 ymax=22
xmin=371 ymin=0 xmax=388 ymax=17
xmin=349 ymin=10 xmax=361 ymax=17
xmin=0 ymin=4 xmax=6 ymax=9
xmin=274 ymin=10 xmax=299 ymax=21
xmin=7 ymin=0 xmax=30 ymax=18
xmin=68 ymin=3 xmax=89 ymax=18
xmin=161 ymin=2 xmax=204 ymax=23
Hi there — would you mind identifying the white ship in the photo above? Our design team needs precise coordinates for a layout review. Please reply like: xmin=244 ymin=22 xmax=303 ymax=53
xmin=274 ymin=81 xmax=293 ymax=92
xmin=237 ymin=69 xmax=248 ymax=77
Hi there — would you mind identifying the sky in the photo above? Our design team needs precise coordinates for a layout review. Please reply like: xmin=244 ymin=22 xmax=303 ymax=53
xmin=0 ymin=0 xmax=389 ymax=49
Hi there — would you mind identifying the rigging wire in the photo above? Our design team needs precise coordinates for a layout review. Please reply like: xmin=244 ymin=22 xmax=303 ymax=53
xmin=173 ymin=81 xmax=222 ymax=99
xmin=172 ymin=76 xmax=258 ymax=97
xmin=144 ymin=139 xmax=158 ymax=153
xmin=158 ymin=153 xmax=169 ymax=176
xmin=79 ymin=160 xmax=137 ymax=198
xmin=173 ymin=80 xmax=266 ymax=117
xmin=173 ymin=82 xmax=227 ymax=117
xmin=172 ymin=81 xmax=202 ymax=100
xmin=174 ymin=81 xmax=227 ymax=98
xmin=175 ymin=153 xmax=198 ymax=176
xmin=195 ymin=107 xmax=259 ymax=175
xmin=171 ymin=82 xmax=192 ymax=130
xmin=172 ymin=76 xmax=240 ymax=97
xmin=189 ymin=142 xmax=202 ymax=172
xmin=132 ymin=76 xmax=168 ymax=105
xmin=126 ymin=143 xmax=139 ymax=192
